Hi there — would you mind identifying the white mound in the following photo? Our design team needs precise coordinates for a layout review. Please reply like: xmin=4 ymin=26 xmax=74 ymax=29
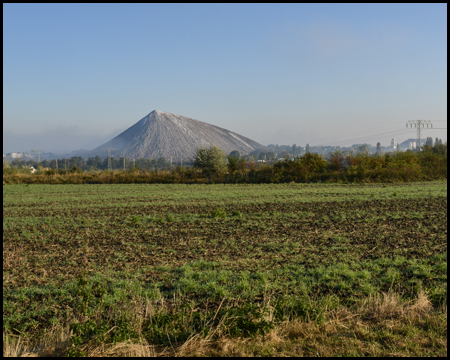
xmin=92 ymin=110 xmax=265 ymax=160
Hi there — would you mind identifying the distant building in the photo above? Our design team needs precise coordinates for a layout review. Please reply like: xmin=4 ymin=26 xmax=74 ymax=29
xmin=398 ymin=139 xmax=418 ymax=151
xmin=390 ymin=139 xmax=398 ymax=151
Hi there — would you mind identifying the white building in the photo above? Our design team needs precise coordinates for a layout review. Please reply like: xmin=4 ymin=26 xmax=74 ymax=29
xmin=390 ymin=139 xmax=398 ymax=151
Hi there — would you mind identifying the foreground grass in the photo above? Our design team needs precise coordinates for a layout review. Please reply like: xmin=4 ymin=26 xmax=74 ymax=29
xmin=3 ymin=181 xmax=447 ymax=356
xmin=3 ymin=291 xmax=446 ymax=356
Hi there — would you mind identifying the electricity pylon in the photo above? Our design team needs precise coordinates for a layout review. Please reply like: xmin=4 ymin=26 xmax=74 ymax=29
xmin=406 ymin=120 xmax=433 ymax=150
xmin=100 ymin=148 xmax=118 ymax=171
xmin=31 ymin=149 xmax=44 ymax=163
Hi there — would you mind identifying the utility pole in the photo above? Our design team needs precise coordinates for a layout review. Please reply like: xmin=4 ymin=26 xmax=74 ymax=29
xmin=31 ymin=149 xmax=44 ymax=163
xmin=123 ymin=158 xmax=126 ymax=170
xmin=56 ymin=159 xmax=58 ymax=171
xmin=406 ymin=120 xmax=433 ymax=150
xmin=100 ymin=148 xmax=118 ymax=171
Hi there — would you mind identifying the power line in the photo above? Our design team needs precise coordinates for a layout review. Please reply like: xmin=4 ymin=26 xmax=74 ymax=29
xmin=317 ymin=123 xmax=410 ymax=146
xmin=317 ymin=120 xmax=446 ymax=147
xmin=406 ymin=120 xmax=433 ymax=150
xmin=31 ymin=149 xmax=44 ymax=163
xmin=100 ymin=148 xmax=118 ymax=171
xmin=327 ymin=128 xmax=412 ymax=147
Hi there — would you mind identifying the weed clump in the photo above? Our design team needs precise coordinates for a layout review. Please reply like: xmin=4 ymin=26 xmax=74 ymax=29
xmin=211 ymin=208 xmax=227 ymax=219
xmin=232 ymin=210 xmax=243 ymax=218
xmin=129 ymin=215 xmax=140 ymax=225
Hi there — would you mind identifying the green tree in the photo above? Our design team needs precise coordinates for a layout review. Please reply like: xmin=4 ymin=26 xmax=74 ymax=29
xmin=157 ymin=158 xmax=167 ymax=168
xmin=228 ymin=155 xmax=239 ymax=173
xmin=328 ymin=150 xmax=345 ymax=171
xmin=280 ymin=150 xmax=291 ymax=158
xmin=193 ymin=145 xmax=228 ymax=174
xmin=3 ymin=158 xmax=12 ymax=175
xmin=433 ymin=140 xmax=447 ymax=156
xmin=356 ymin=144 xmax=371 ymax=154
xmin=299 ymin=152 xmax=327 ymax=173
xmin=266 ymin=151 xmax=276 ymax=160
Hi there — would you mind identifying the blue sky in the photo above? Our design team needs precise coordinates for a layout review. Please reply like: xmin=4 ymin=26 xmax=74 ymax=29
xmin=3 ymin=3 xmax=447 ymax=153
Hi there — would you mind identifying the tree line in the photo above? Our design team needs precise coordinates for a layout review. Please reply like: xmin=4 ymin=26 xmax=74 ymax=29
xmin=3 ymin=155 xmax=175 ymax=173
xmin=3 ymin=140 xmax=447 ymax=184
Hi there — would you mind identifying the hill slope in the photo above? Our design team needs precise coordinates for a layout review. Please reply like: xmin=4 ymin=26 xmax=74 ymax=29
xmin=92 ymin=110 xmax=265 ymax=160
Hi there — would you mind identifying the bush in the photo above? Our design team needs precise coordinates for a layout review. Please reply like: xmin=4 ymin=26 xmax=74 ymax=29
xmin=70 ymin=165 xmax=82 ymax=174
xmin=192 ymin=146 xmax=228 ymax=175
xmin=227 ymin=155 xmax=239 ymax=173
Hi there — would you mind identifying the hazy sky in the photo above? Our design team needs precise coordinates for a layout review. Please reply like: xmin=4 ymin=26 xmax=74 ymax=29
xmin=3 ymin=3 xmax=447 ymax=154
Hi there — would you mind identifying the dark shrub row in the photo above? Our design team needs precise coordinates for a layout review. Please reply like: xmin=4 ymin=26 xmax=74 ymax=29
xmin=3 ymin=145 xmax=447 ymax=185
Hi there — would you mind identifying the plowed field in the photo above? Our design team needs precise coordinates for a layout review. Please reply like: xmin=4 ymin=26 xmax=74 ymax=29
xmin=3 ymin=181 xmax=447 ymax=356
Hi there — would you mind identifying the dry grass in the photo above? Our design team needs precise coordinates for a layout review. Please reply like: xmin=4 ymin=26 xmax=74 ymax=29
xmin=3 ymin=327 xmax=71 ymax=357
xmin=3 ymin=291 xmax=446 ymax=357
